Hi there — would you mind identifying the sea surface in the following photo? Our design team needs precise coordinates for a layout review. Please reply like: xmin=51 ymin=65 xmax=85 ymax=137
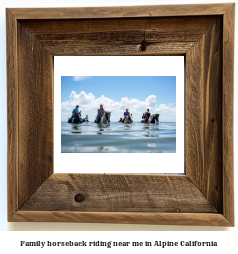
xmin=61 ymin=121 xmax=176 ymax=153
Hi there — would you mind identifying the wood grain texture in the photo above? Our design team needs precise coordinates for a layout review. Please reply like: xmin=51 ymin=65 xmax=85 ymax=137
xmin=11 ymin=211 xmax=232 ymax=226
xmin=19 ymin=17 xmax=218 ymax=56
xmin=20 ymin=174 xmax=217 ymax=213
xmin=222 ymin=4 xmax=235 ymax=226
xmin=7 ymin=9 xmax=18 ymax=221
xmin=8 ymin=4 xmax=233 ymax=19
xmin=186 ymin=18 xmax=222 ymax=212
xmin=20 ymin=16 xmax=218 ymax=34
xmin=18 ymin=23 xmax=54 ymax=208
xmin=38 ymin=41 xmax=193 ymax=56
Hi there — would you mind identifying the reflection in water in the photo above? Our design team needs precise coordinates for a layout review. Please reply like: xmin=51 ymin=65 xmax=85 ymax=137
xmin=72 ymin=125 xmax=81 ymax=130
xmin=144 ymin=135 xmax=159 ymax=138
xmin=71 ymin=125 xmax=81 ymax=134
xmin=150 ymin=126 xmax=160 ymax=130
xmin=61 ymin=122 xmax=176 ymax=153
xmin=148 ymin=143 xmax=156 ymax=147
xmin=98 ymin=147 xmax=109 ymax=151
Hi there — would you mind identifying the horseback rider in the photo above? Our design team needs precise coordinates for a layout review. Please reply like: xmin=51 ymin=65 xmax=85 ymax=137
xmin=124 ymin=108 xmax=130 ymax=117
xmin=96 ymin=104 xmax=105 ymax=123
xmin=84 ymin=115 xmax=89 ymax=122
xmin=144 ymin=108 xmax=151 ymax=123
xmin=72 ymin=105 xmax=80 ymax=119
xmin=122 ymin=109 xmax=132 ymax=123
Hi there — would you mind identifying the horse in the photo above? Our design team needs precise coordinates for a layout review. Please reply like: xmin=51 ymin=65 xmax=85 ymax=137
xmin=148 ymin=113 xmax=160 ymax=123
xmin=99 ymin=111 xmax=111 ymax=124
xmin=68 ymin=111 xmax=83 ymax=123
xmin=123 ymin=113 xmax=133 ymax=123
xmin=141 ymin=113 xmax=160 ymax=123
xmin=82 ymin=116 xmax=89 ymax=122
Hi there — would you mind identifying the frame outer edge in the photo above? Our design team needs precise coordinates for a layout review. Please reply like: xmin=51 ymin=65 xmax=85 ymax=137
xmin=11 ymin=211 xmax=232 ymax=226
xmin=222 ymin=3 xmax=235 ymax=226
xmin=6 ymin=4 xmax=235 ymax=226
xmin=7 ymin=3 xmax=234 ymax=19
xmin=6 ymin=9 xmax=19 ymax=221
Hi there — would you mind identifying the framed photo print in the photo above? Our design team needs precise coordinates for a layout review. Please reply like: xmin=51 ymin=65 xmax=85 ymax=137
xmin=7 ymin=3 xmax=234 ymax=225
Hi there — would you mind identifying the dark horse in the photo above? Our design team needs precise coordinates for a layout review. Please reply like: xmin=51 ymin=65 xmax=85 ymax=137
xmin=141 ymin=113 xmax=160 ymax=123
xmin=68 ymin=111 xmax=83 ymax=123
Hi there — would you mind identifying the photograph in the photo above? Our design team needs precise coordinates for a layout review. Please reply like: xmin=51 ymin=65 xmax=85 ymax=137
xmin=61 ymin=76 xmax=176 ymax=153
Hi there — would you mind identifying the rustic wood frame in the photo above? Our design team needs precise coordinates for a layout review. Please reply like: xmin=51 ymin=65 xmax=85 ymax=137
xmin=7 ymin=4 xmax=234 ymax=226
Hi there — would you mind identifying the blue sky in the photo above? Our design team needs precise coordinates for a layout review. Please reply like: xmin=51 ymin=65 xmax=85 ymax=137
xmin=61 ymin=76 xmax=176 ymax=122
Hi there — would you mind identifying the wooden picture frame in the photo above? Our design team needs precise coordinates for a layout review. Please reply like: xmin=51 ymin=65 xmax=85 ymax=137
xmin=7 ymin=3 xmax=234 ymax=226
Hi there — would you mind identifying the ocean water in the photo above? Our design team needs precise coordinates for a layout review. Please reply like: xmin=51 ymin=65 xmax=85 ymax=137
xmin=61 ymin=121 xmax=176 ymax=153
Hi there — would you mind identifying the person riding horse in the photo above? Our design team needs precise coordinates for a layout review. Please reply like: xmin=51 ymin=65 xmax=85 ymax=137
xmin=144 ymin=108 xmax=151 ymax=123
xmin=121 ymin=109 xmax=132 ymax=123
xmin=96 ymin=104 xmax=110 ymax=123
xmin=95 ymin=104 xmax=105 ymax=123
xmin=141 ymin=111 xmax=160 ymax=123
xmin=72 ymin=105 xmax=80 ymax=117
xmin=84 ymin=115 xmax=89 ymax=122
xmin=68 ymin=104 xmax=82 ymax=123
xmin=72 ymin=105 xmax=82 ymax=121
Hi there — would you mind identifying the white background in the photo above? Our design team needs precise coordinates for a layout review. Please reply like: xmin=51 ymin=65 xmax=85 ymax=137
xmin=55 ymin=56 xmax=184 ymax=173
xmin=0 ymin=0 xmax=237 ymax=252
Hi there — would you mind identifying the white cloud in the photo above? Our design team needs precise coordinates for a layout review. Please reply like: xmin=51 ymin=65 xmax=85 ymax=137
xmin=69 ymin=91 xmax=95 ymax=105
xmin=61 ymin=91 xmax=176 ymax=121
xmin=154 ymin=104 xmax=176 ymax=113
xmin=146 ymin=95 xmax=157 ymax=108
xmin=62 ymin=91 xmax=160 ymax=112
xmin=73 ymin=76 xmax=92 ymax=81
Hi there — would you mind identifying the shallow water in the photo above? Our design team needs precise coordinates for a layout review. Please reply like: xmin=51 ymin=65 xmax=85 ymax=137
xmin=61 ymin=121 xmax=176 ymax=153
